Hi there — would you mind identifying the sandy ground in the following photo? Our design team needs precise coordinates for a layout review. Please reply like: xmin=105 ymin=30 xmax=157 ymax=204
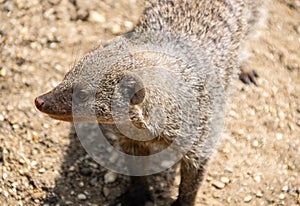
xmin=0 ymin=0 xmax=299 ymax=205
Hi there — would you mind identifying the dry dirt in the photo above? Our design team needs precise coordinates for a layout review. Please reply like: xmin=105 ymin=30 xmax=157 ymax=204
xmin=0 ymin=0 xmax=299 ymax=205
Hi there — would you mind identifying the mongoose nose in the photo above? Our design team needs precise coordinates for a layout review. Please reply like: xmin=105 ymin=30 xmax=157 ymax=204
xmin=35 ymin=97 xmax=45 ymax=111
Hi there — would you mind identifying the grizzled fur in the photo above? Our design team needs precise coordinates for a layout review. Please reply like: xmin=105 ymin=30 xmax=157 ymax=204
xmin=35 ymin=0 xmax=268 ymax=205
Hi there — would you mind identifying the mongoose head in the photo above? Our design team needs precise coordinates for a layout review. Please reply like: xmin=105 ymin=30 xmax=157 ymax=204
xmin=35 ymin=37 xmax=150 ymax=124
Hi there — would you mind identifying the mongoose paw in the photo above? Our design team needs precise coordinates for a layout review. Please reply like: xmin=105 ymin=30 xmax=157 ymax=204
xmin=111 ymin=189 xmax=153 ymax=206
xmin=239 ymin=69 xmax=259 ymax=86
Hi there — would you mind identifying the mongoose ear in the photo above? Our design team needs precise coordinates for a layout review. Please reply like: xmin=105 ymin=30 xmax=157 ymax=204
xmin=119 ymin=73 xmax=146 ymax=105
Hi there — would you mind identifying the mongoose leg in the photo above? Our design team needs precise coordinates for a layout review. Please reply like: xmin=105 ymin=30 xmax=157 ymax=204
xmin=112 ymin=140 xmax=153 ymax=206
xmin=112 ymin=176 xmax=152 ymax=206
xmin=172 ymin=158 xmax=208 ymax=206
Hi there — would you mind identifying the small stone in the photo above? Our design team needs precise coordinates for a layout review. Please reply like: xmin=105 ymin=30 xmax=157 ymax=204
xmin=124 ymin=20 xmax=133 ymax=29
xmin=206 ymin=175 xmax=213 ymax=181
xmin=31 ymin=161 xmax=38 ymax=167
xmin=252 ymin=140 xmax=259 ymax=147
xmin=103 ymin=187 xmax=110 ymax=197
xmin=212 ymin=180 xmax=225 ymax=189
xmin=2 ymin=173 xmax=8 ymax=180
xmin=276 ymin=133 xmax=283 ymax=140
xmin=212 ymin=192 xmax=221 ymax=198
xmin=104 ymin=172 xmax=117 ymax=184
xmin=0 ymin=115 xmax=4 ymax=121
xmin=77 ymin=9 xmax=89 ymax=21
xmin=49 ymin=42 xmax=57 ymax=49
xmin=11 ymin=182 xmax=18 ymax=188
xmin=279 ymin=193 xmax=285 ymax=200
xmin=3 ymin=190 xmax=9 ymax=197
xmin=109 ymin=152 xmax=119 ymax=163
xmin=244 ymin=195 xmax=252 ymax=203
xmin=38 ymin=168 xmax=46 ymax=174
xmin=0 ymin=67 xmax=5 ymax=77
xmin=89 ymin=11 xmax=106 ymax=23
xmin=278 ymin=111 xmax=285 ymax=120
xmin=282 ymin=185 xmax=289 ymax=192
xmin=224 ymin=167 xmax=234 ymax=173
xmin=254 ymin=175 xmax=261 ymax=183
xmin=48 ymin=0 xmax=60 ymax=5
xmin=80 ymin=167 xmax=92 ymax=176
xmin=79 ymin=181 xmax=84 ymax=187
xmin=111 ymin=24 xmax=122 ymax=35
xmin=77 ymin=193 xmax=87 ymax=200
xmin=4 ymin=1 xmax=14 ymax=11
xmin=256 ymin=191 xmax=263 ymax=198
xmin=88 ymin=162 xmax=98 ymax=169
xmin=220 ymin=177 xmax=230 ymax=184
xmin=296 ymin=25 xmax=300 ymax=34
xmin=68 ymin=166 xmax=75 ymax=171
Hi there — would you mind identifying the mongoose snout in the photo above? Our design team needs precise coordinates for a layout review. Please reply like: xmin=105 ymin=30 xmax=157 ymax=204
xmin=34 ymin=96 xmax=45 ymax=111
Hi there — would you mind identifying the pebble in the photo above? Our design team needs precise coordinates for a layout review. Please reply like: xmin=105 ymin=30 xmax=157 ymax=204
xmin=254 ymin=175 xmax=261 ymax=183
xmin=68 ymin=166 xmax=75 ymax=172
xmin=3 ymin=190 xmax=9 ymax=197
xmin=2 ymin=173 xmax=8 ymax=180
xmin=11 ymin=182 xmax=18 ymax=188
xmin=31 ymin=161 xmax=38 ymax=167
xmin=279 ymin=193 xmax=285 ymax=200
xmin=244 ymin=195 xmax=253 ymax=203
xmin=212 ymin=180 xmax=225 ymax=189
xmin=111 ymin=24 xmax=122 ymax=35
xmin=282 ymin=185 xmax=289 ymax=192
xmin=38 ymin=168 xmax=46 ymax=173
xmin=79 ymin=181 xmax=84 ymax=187
xmin=252 ymin=140 xmax=259 ymax=147
xmin=124 ymin=20 xmax=133 ymax=29
xmin=212 ymin=192 xmax=221 ymax=198
xmin=77 ymin=193 xmax=87 ymax=200
xmin=0 ymin=68 xmax=5 ymax=77
xmin=103 ymin=187 xmax=110 ymax=197
xmin=80 ymin=167 xmax=92 ymax=176
xmin=276 ymin=133 xmax=283 ymax=140
xmin=220 ymin=177 xmax=230 ymax=184
xmin=89 ymin=11 xmax=106 ymax=23
xmin=4 ymin=1 xmax=14 ymax=11
xmin=104 ymin=172 xmax=117 ymax=184
xmin=297 ymin=25 xmax=300 ymax=34
xmin=256 ymin=191 xmax=263 ymax=198
xmin=206 ymin=175 xmax=213 ymax=182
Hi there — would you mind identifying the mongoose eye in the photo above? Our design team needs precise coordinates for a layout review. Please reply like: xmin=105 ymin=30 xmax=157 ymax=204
xmin=74 ymin=90 xmax=89 ymax=103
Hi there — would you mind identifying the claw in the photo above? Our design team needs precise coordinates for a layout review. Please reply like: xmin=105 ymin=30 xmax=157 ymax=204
xmin=239 ymin=69 xmax=259 ymax=86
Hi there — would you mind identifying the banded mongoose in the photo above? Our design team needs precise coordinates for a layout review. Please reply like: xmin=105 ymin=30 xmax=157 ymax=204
xmin=35 ymin=0 xmax=267 ymax=205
